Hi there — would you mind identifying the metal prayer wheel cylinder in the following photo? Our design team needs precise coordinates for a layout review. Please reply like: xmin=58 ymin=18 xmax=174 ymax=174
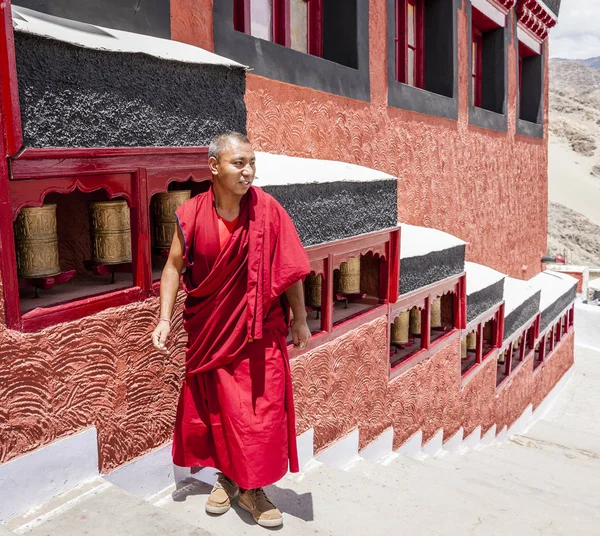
xmin=498 ymin=350 xmax=506 ymax=365
xmin=305 ymin=273 xmax=322 ymax=308
xmin=152 ymin=190 xmax=191 ymax=248
xmin=466 ymin=332 xmax=477 ymax=351
xmin=514 ymin=336 xmax=521 ymax=349
xmin=409 ymin=307 xmax=421 ymax=335
xmin=339 ymin=256 xmax=361 ymax=294
xmin=461 ymin=337 xmax=467 ymax=358
xmin=483 ymin=321 xmax=493 ymax=342
xmin=89 ymin=200 xmax=132 ymax=264
xmin=14 ymin=204 xmax=61 ymax=278
xmin=391 ymin=311 xmax=410 ymax=345
xmin=430 ymin=297 xmax=442 ymax=328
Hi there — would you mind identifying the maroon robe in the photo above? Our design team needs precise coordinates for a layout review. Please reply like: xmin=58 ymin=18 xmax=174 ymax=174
xmin=171 ymin=185 xmax=309 ymax=489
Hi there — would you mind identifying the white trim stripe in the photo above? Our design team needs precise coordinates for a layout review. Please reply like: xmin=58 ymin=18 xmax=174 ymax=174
xmin=471 ymin=0 xmax=507 ymax=27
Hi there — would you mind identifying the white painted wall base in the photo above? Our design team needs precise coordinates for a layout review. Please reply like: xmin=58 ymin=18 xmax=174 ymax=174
xmin=508 ymin=405 xmax=532 ymax=437
xmin=529 ymin=367 xmax=574 ymax=426
xmin=479 ymin=425 xmax=497 ymax=448
xmin=443 ymin=428 xmax=464 ymax=453
xmin=422 ymin=429 xmax=444 ymax=456
xmin=315 ymin=429 xmax=360 ymax=469
xmin=359 ymin=428 xmax=394 ymax=463
xmin=0 ymin=428 xmax=99 ymax=523
xmin=395 ymin=430 xmax=423 ymax=457
xmin=296 ymin=428 xmax=315 ymax=470
xmin=463 ymin=426 xmax=481 ymax=450
xmin=496 ymin=425 xmax=508 ymax=444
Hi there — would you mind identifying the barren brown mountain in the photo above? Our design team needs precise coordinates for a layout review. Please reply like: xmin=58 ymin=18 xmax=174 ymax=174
xmin=548 ymin=58 xmax=600 ymax=266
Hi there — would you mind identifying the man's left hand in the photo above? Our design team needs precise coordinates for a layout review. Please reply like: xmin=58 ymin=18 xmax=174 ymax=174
xmin=291 ymin=319 xmax=311 ymax=349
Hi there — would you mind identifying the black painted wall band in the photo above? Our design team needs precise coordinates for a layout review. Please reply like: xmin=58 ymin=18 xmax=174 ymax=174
xmin=15 ymin=33 xmax=247 ymax=148
xmin=540 ymin=285 xmax=577 ymax=332
xmin=467 ymin=278 xmax=505 ymax=323
xmin=503 ymin=290 xmax=541 ymax=340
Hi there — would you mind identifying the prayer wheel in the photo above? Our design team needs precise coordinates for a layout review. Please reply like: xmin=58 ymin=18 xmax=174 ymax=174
xmin=483 ymin=321 xmax=493 ymax=342
xmin=14 ymin=204 xmax=61 ymax=278
xmin=391 ymin=311 xmax=410 ymax=345
xmin=89 ymin=200 xmax=132 ymax=265
xmin=514 ymin=336 xmax=521 ymax=349
xmin=152 ymin=190 xmax=191 ymax=248
xmin=498 ymin=350 xmax=506 ymax=365
xmin=339 ymin=256 xmax=361 ymax=294
xmin=409 ymin=307 xmax=421 ymax=335
xmin=466 ymin=332 xmax=477 ymax=351
xmin=305 ymin=273 xmax=322 ymax=308
xmin=430 ymin=297 xmax=442 ymax=328
xmin=461 ymin=336 xmax=467 ymax=358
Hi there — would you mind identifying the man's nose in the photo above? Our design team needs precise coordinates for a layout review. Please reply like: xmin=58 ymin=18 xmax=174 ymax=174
xmin=242 ymin=164 xmax=253 ymax=176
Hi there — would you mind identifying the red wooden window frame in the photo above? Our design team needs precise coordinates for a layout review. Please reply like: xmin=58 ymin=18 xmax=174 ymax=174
xmin=396 ymin=0 xmax=424 ymax=87
xmin=389 ymin=272 xmax=467 ymax=379
xmin=461 ymin=303 xmax=504 ymax=381
xmin=471 ymin=27 xmax=483 ymax=108
xmin=234 ymin=0 xmax=323 ymax=57
xmin=3 ymin=147 xmax=212 ymax=332
xmin=288 ymin=228 xmax=401 ymax=358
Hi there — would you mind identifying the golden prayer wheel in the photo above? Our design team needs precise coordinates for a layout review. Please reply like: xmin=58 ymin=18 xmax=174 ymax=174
xmin=14 ymin=204 xmax=61 ymax=278
xmin=89 ymin=200 xmax=132 ymax=265
xmin=409 ymin=307 xmax=421 ymax=335
xmin=461 ymin=337 xmax=467 ymax=358
xmin=514 ymin=336 xmax=521 ymax=349
xmin=339 ymin=256 xmax=361 ymax=294
xmin=391 ymin=311 xmax=410 ymax=345
xmin=305 ymin=273 xmax=322 ymax=308
xmin=483 ymin=321 xmax=493 ymax=342
xmin=466 ymin=332 xmax=477 ymax=351
xmin=498 ymin=350 xmax=506 ymax=365
xmin=152 ymin=190 xmax=191 ymax=248
xmin=431 ymin=297 xmax=442 ymax=328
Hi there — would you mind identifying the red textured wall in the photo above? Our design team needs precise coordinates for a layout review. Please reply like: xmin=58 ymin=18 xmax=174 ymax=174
xmin=292 ymin=321 xmax=574 ymax=455
xmin=171 ymin=1 xmax=550 ymax=280
xmin=561 ymin=272 xmax=584 ymax=293
xmin=0 ymin=294 xmax=187 ymax=473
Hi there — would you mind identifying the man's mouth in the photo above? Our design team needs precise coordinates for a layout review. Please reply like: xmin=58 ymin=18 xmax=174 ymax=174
xmin=240 ymin=179 xmax=251 ymax=187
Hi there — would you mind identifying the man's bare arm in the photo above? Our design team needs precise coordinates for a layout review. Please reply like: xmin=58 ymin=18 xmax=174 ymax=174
xmin=285 ymin=280 xmax=311 ymax=348
xmin=151 ymin=226 xmax=185 ymax=352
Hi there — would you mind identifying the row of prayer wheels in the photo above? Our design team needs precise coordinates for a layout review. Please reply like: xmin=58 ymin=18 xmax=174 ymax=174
xmin=390 ymin=297 xmax=443 ymax=345
xmin=13 ymin=191 xmax=191 ymax=278
xmin=304 ymin=256 xmax=362 ymax=308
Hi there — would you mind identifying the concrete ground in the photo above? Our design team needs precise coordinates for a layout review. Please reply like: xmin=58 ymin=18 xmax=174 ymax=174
xmin=3 ymin=341 xmax=600 ymax=535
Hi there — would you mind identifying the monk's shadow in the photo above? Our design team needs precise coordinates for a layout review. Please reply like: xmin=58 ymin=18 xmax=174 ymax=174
xmin=171 ymin=478 xmax=314 ymax=526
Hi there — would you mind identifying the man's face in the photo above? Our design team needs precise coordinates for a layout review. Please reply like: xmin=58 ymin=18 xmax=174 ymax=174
xmin=210 ymin=139 xmax=256 ymax=197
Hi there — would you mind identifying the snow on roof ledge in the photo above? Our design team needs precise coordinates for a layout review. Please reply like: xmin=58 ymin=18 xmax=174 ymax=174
xmin=529 ymin=270 xmax=578 ymax=311
xmin=11 ymin=5 xmax=245 ymax=68
xmin=400 ymin=224 xmax=467 ymax=259
xmin=503 ymin=277 xmax=538 ymax=316
xmin=254 ymin=152 xmax=396 ymax=187
xmin=465 ymin=262 xmax=505 ymax=296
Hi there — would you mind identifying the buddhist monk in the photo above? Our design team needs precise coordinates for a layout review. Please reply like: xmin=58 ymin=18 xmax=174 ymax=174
xmin=151 ymin=132 xmax=311 ymax=528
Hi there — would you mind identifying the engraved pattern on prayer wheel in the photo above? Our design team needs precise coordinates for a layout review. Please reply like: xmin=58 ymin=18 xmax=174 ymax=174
xmin=461 ymin=336 xmax=467 ymax=358
xmin=430 ymin=297 xmax=442 ymax=328
xmin=391 ymin=311 xmax=410 ymax=345
xmin=14 ymin=205 xmax=61 ymax=278
xmin=466 ymin=332 xmax=477 ymax=351
xmin=89 ymin=200 xmax=132 ymax=264
xmin=305 ymin=273 xmax=322 ymax=308
xmin=339 ymin=256 xmax=361 ymax=294
xmin=152 ymin=190 xmax=191 ymax=248
xmin=409 ymin=307 xmax=421 ymax=335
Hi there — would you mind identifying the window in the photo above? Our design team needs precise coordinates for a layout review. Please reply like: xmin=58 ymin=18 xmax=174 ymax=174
xmin=388 ymin=0 xmax=458 ymax=120
xmin=4 ymin=147 xmax=213 ymax=332
xmin=468 ymin=1 xmax=508 ymax=130
xmin=234 ymin=0 xmax=328 ymax=60
xmin=390 ymin=273 xmax=466 ymax=377
xmin=461 ymin=306 xmax=502 ymax=378
xmin=471 ymin=27 xmax=482 ymax=107
xmin=518 ymin=41 xmax=543 ymax=125
xmin=289 ymin=228 xmax=400 ymax=353
xmin=496 ymin=315 xmax=539 ymax=388
xmin=396 ymin=0 xmax=424 ymax=87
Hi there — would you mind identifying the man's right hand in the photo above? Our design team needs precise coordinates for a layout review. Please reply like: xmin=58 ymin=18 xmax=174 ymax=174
xmin=152 ymin=321 xmax=171 ymax=353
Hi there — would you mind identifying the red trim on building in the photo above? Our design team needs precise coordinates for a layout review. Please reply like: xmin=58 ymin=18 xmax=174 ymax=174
xmin=396 ymin=0 xmax=424 ymax=87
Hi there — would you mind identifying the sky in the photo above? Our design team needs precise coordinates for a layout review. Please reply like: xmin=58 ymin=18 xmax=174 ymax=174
xmin=550 ymin=1 xmax=600 ymax=59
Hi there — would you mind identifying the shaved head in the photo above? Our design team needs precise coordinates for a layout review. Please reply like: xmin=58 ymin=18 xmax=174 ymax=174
xmin=209 ymin=132 xmax=251 ymax=161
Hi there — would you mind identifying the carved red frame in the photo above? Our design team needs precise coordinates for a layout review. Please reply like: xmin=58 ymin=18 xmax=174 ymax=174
xmin=2 ymin=146 xmax=211 ymax=332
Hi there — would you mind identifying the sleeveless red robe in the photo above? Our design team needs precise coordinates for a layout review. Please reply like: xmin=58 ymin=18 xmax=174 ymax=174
xmin=171 ymin=186 xmax=309 ymax=489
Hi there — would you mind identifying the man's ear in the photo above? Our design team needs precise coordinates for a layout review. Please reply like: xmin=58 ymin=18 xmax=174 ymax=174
xmin=208 ymin=156 xmax=219 ymax=175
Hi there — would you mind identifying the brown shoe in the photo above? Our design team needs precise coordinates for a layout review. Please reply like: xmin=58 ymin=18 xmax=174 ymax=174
xmin=205 ymin=473 xmax=239 ymax=514
xmin=238 ymin=487 xmax=283 ymax=527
